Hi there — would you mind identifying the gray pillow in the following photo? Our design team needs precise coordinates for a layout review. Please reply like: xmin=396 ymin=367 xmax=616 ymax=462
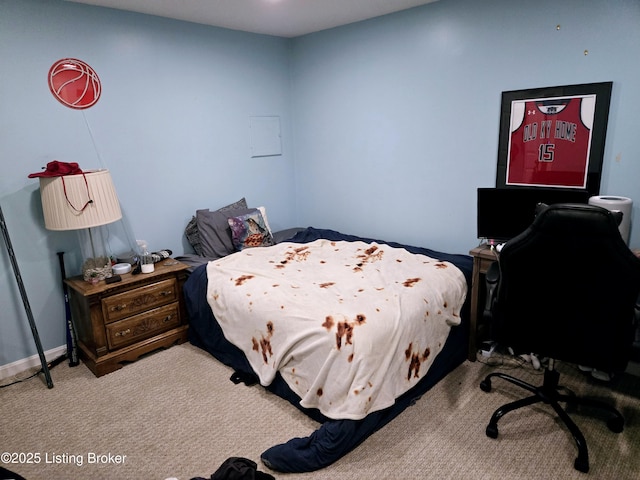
xmin=217 ymin=197 xmax=248 ymax=214
xmin=184 ymin=216 xmax=203 ymax=255
xmin=197 ymin=205 xmax=258 ymax=258
xmin=185 ymin=197 xmax=247 ymax=256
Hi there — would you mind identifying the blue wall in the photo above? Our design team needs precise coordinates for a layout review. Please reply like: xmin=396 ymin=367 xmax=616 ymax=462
xmin=291 ymin=0 xmax=640 ymax=251
xmin=0 ymin=0 xmax=295 ymax=366
xmin=1 ymin=0 xmax=639 ymax=366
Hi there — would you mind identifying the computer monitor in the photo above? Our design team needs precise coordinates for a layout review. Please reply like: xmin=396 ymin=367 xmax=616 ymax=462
xmin=477 ymin=187 xmax=591 ymax=242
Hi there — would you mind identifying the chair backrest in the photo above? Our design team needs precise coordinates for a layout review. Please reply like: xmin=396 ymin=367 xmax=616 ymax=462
xmin=495 ymin=203 xmax=640 ymax=372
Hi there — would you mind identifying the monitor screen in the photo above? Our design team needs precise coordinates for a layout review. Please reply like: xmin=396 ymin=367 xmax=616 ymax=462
xmin=477 ymin=187 xmax=591 ymax=241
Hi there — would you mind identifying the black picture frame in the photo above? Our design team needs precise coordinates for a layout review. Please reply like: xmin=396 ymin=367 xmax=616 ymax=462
xmin=496 ymin=82 xmax=612 ymax=196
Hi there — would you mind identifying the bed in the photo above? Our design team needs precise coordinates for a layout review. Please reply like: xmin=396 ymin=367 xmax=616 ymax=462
xmin=180 ymin=201 xmax=473 ymax=473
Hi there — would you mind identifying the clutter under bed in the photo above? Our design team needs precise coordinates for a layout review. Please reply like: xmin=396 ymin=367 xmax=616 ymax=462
xmin=180 ymin=199 xmax=473 ymax=472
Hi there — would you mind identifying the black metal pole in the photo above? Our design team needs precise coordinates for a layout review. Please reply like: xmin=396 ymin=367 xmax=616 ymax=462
xmin=0 ymin=203 xmax=53 ymax=388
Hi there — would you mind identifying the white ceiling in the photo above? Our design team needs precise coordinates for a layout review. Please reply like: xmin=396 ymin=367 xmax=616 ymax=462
xmin=66 ymin=0 xmax=439 ymax=38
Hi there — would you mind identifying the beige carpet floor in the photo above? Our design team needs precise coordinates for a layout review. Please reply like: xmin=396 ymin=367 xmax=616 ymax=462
xmin=1 ymin=343 xmax=639 ymax=480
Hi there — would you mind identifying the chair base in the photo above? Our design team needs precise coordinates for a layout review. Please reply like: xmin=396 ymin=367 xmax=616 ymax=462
xmin=480 ymin=367 xmax=624 ymax=473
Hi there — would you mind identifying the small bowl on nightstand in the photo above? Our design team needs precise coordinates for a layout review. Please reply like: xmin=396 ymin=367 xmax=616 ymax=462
xmin=112 ymin=263 xmax=132 ymax=275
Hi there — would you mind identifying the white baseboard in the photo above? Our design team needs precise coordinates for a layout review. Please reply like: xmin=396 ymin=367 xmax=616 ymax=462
xmin=0 ymin=345 xmax=67 ymax=382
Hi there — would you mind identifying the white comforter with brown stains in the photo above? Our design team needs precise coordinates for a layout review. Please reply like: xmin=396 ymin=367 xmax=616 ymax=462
xmin=206 ymin=239 xmax=467 ymax=420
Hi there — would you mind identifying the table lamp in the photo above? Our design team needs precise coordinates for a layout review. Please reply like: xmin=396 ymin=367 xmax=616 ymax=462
xmin=37 ymin=168 xmax=122 ymax=280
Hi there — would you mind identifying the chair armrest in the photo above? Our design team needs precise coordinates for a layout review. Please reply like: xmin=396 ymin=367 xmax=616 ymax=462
xmin=483 ymin=261 xmax=500 ymax=323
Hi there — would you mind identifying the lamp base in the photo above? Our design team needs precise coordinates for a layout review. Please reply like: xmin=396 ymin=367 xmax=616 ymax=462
xmin=82 ymin=256 xmax=112 ymax=283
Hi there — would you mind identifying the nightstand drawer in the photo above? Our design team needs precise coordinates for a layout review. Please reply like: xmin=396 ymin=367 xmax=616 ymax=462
xmin=106 ymin=303 xmax=181 ymax=349
xmin=102 ymin=278 xmax=179 ymax=323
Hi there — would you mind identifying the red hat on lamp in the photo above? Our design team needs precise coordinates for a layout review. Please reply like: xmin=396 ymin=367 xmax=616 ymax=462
xmin=28 ymin=160 xmax=83 ymax=178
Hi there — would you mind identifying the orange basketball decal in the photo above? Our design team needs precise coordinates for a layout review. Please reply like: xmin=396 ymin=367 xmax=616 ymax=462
xmin=48 ymin=58 xmax=101 ymax=109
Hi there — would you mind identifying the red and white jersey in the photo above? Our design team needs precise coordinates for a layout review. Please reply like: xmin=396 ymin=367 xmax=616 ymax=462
xmin=507 ymin=96 xmax=594 ymax=188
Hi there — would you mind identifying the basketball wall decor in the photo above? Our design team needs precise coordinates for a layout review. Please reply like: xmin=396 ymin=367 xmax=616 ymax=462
xmin=48 ymin=58 xmax=101 ymax=109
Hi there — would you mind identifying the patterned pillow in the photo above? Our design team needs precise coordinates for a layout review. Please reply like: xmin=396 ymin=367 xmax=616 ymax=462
xmin=228 ymin=210 xmax=275 ymax=251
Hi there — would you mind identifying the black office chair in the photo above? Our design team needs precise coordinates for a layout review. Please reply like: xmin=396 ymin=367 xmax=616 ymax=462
xmin=480 ymin=203 xmax=640 ymax=473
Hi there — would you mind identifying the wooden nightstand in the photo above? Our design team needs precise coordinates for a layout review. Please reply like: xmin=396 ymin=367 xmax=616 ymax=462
xmin=65 ymin=260 xmax=190 ymax=377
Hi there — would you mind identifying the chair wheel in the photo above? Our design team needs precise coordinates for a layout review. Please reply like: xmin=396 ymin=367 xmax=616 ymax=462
xmin=480 ymin=379 xmax=492 ymax=392
xmin=574 ymin=457 xmax=589 ymax=473
xmin=486 ymin=423 xmax=499 ymax=438
xmin=607 ymin=416 xmax=624 ymax=433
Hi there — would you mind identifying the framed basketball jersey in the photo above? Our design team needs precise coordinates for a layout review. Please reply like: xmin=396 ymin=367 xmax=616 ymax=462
xmin=507 ymin=96 xmax=593 ymax=188
xmin=495 ymin=82 xmax=612 ymax=196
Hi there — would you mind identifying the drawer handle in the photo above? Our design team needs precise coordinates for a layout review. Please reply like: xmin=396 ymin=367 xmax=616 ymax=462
xmin=114 ymin=328 xmax=131 ymax=337
xmin=112 ymin=304 xmax=127 ymax=311
xmin=163 ymin=315 xmax=173 ymax=323
xmin=159 ymin=290 xmax=173 ymax=297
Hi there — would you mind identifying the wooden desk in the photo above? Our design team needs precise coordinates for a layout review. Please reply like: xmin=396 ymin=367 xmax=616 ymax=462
xmin=467 ymin=245 xmax=499 ymax=361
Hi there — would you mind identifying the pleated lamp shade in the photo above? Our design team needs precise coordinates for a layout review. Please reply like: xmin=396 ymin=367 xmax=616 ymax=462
xmin=39 ymin=169 xmax=122 ymax=231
